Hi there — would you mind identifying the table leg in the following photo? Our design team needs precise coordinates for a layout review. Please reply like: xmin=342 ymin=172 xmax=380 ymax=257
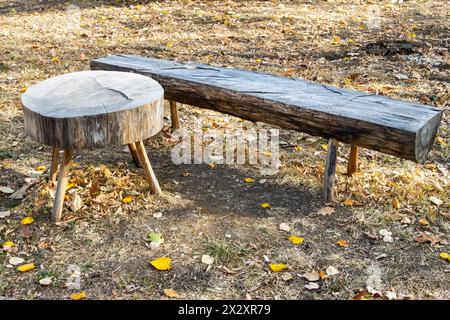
xmin=52 ymin=149 xmax=72 ymax=222
xmin=49 ymin=147 xmax=60 ymax=183
xmin=135 ymin=140 xmax=162 ymax=195
xmin=323 ymin=138 xmax=338 ymax=203
xmin=347 ymin=145 xmax=359 ymax=176
xmin=128 ymin=143 xmax=141 ymax=167
xmin=169 ymin=101 xmax=180 ymax=130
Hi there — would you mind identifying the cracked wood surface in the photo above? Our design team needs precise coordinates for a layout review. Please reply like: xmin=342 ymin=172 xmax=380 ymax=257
xmin=91 ymin=55 xmax=443 ymax=162
xmin=22 ymin=71 xmax=164 ymax=149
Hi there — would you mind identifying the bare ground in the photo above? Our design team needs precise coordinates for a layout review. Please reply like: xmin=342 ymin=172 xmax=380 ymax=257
xmin=0 ymin=0 xmax=449 ymax=300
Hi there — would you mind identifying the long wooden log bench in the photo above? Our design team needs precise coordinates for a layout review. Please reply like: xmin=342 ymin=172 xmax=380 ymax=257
xmin=90 ymin=55 xmax=443 ymax=202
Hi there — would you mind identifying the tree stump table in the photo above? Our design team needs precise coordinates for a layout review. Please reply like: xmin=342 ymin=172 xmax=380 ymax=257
xmin=21 ymin=71 xmax=164 ymax=222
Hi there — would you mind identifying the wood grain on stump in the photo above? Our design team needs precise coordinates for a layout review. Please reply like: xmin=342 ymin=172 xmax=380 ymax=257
xmin=22 ymin=71 xmax=164 ymax=149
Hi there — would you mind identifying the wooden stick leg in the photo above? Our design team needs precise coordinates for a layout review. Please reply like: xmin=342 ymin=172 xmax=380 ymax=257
xmin=49 ymin=147 xmax=60 ymax=183
xmin=323 ymin=138 xmax=338 ymax=203
xmin=169 ymin=100 xmax=180 ymax=130
xmin=52 ymin=149 xmax=72 ymax=222
xmin=128 ymin=143 xmax=141 ymax=167
xmin=135 ymin=141 xmax=162 ymax=195
xmin=347 ymin=145 xmax=359 ymax=176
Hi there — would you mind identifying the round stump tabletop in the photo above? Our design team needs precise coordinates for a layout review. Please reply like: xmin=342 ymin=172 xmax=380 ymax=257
xmin=21 ymin=70 xmax=164 ymax=149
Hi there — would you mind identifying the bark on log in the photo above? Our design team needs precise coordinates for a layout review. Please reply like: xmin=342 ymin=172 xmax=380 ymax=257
xmin=91 ymin=55 xmax=443 ymax=162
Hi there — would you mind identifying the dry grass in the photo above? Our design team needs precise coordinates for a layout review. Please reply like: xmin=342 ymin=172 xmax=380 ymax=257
xmin=0 ymin=0 xmax=449 ymax=300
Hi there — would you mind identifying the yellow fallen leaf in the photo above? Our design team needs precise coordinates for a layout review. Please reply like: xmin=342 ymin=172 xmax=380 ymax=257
xmin=21 ymin=216 xmax=34 ymax=225
xmin=244 ymin=177 xmax=255 ymax=183
xmin=21 ymin=87 xmax=28 ymax=93
xmin=435 ymin=136 xmax=446 ymax=146
xmin=164 ymin=288 xmax=179 ymax=298
xmin=51 ymin=57 xmax=59 ymax=62
xmin=166 ymin=42 xmax=173 ymax=48
xmin=288 ymin=236 xmax=305 ymax=245
xmin=135 ymin=4 xmax=143 ymax=9
xmin=392 ymin=198 xmax=400 ymax=209
xmin=419 ymin=218 xmax=429 ymax=226
xmin=439 ymin=252 xmax=449 ymax=261
xmin=255 ymin=58 xmax=262 ymax=63
xmin=343 ymin=199 xmax=354 ymax=206
xmin=17 ymin=263 xmax=35 ymax=272
xmin=36 ymin=165 xmax=47 ymax=172
xmin=122 ymin=196 xmax=133 ymax=204
xmin=66 ymin=183 xmax=76 ymax=191
xmin=294 ymin=145 xmax=302 ymax=151
xmin=150 ymin=257 xmax=171 ymax=271
xmin=2 ymin=241 xmax=14 ymax=247
xmin=321 ymin=144 xmax=328 ymax=151
xmin=407 ymin=32 xmax=416 ymax=38
xmin=70 ymin=291 xmax=86 ymax=300
xmin=260 ymin=202 xmax=271 ymax=209
xmin=269 ymin=264 xmax=288 ymax=272
xmin=336 ymin=239 xmax=349 ymax=247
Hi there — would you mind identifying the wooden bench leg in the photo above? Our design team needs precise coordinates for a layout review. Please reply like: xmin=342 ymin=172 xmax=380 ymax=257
xmin=52 ymin=149 xmax=72 ymax=222
xmin=323 ymin=138 xmax=338 ymax=203
xmin=135 ymin=140 xmax=162 ymax=195
xmin=128 ymin=143 xmax=141 ymax=167
xmin=169 ymin=100 xmax=180 ymax=130
xmin=49 ymin=147 xmax=60 ymax=183
xmin=347 ymin=145 xmax=359 ymax=176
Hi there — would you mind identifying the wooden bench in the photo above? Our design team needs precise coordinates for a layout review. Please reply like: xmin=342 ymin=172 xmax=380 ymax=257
xmin=91 ymin=55 xmax=443 ymax=202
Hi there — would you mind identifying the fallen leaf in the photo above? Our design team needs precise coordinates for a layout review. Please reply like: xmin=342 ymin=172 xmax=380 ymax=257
xmin=0 ymin=210 xmax=11 ymax=218
xmin=17 ymin=263 xmax=35 ymax=272
xmin=2 ymin=241 xmax=14 ymax=248
xmin=260 ymin=202 xmax=271 ymax=209
xmin=148 ymin=232 xmax=164 ymax=249
xmin=303 ymin=270 xmax=320 ymax=282
xmin=317 ymin=206 xmax=335 ymax=216
xmin=326 ymin=266 xmax=340 ymax=276
xmin=319 ymin=270 xmax=327 ymax=280
xmin=65 ymin=183 xmax=76 ymax=191
xmin=418 ymin=218 xmax=429 ymax=226
xmin=201 ymin=254 xmax=214 ymax=265
xmin=352 ymin=290 xmax=371 ymax=300
xmin=288 ymin=235 xmax=304 ymax=245
xmin=392 ymin=198 xmax=401 ymax=209
xmin=343 ymin=199 xmax=354 ymax=206
xmin=414 ymin=232 xmax=443 ymax=245
xmin=244 ymin=177 xmax=255 ymax=183
xmin=429 ymin=196 xmax=443 ymax=206
xmin=336 ymin=239 xmax=349 ymax=247
xmin=269 ymin=264 xmax=287 ymax=272
xmin=279 ymin=223 xmax=291 ymax=232
xmin=122 ymin=196 xmax=133 ymax=204
xmin=39 ymin=277 xmax=52 ymax=286
xmin=21 ymin=87 xmax=28 ymax=93
xmin=153 ymin=212 xmax=163 ymax=218
xmin=304 ymin=282 xmax=320 ymax=290
xmin=150 ymin=257 xmax=172 ymax=271
xmin=70 ymin=194 xmax=83 ymax=212
xmin=9 ymin=257 xmax=25 ymax=265
xmin=281 ymin=272 xmax=293 ymax=281
xmin=36 ymin=165 xmax=47 ymax=172
xmin=0 ymin=186 xmax=15 ymax=194
xmin=439 ymin=252 xmax=449 ymax=262
xmin=70 ymin=291 xmax=86 ymax=300
xmin=379 ymin=229 xmax=393 ymax=243
xmin=320 ymin=144 xmax=328 ymax=151
xmin=20 ymin=216 xmax=34 ymax=225
xmin=164 ymin=288 xmax=179 ymax=298
xmin=385 ymin=291 xmax=397 ymax=300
